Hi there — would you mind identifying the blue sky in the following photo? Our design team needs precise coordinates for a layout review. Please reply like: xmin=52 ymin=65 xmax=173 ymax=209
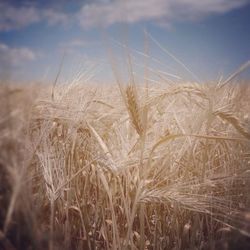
xmin=0 ymin=0 xmax=250 ymax=83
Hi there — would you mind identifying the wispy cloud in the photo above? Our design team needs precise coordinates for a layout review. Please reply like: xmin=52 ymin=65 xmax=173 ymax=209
xmin=0 ymin=42 xmax=37 ymax=67
xmin=43 ymin=9 xmax=69 ymax=26
xmin=0 ymin=2 xmax=40 ymax=31
xmin=0 ymin=2 xmax=70 ymax=31
xmin=77 ymin=0 xmax=249 ymax=29
xmin=0 ymin=0 xmax=248 ymax=32
xmin=60 ymin=38 xmax=90 ymax=49
xmin=77 ymin=0 xmax=170 ymax=28
xmin=59 ymin=38 xmax=95 ymax=56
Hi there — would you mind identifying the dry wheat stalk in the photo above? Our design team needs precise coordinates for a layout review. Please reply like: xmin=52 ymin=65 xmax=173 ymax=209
xmin=214 ymin=111 xmax=250 ymax=140
xmin=125 ymin=84 xmax=144 ymax=136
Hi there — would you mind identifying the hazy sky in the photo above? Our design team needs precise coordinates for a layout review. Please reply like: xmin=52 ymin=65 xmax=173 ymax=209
xmin=0 ymin=0 xmax=250 ymax=83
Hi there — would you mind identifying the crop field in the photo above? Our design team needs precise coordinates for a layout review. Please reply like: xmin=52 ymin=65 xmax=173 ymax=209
xmin=1 ymin=0 xmax=250 ymax=249
xmin=0 ymin=69 xmax=250 ymax=250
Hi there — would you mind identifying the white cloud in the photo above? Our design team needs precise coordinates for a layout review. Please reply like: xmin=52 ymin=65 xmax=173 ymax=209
xmin=61 ymin=38 xmax=89 ymax=49
xmin=43 ymin=9 xmax=69 ymax=26
xmin=170 ymin=0 xmax=250 ymax=20
xmin=0 ymin=2 xmax=40 ymax=31
xmin=77 ymin=0 xmax=249 ymax=29
xmin=0 ymin=2 xmax=70 ymax=31
xmin=0 ymin=0 xmax=249 ymax=31
xmin=78 ymin=0 xmax=169 ymax=28
xmin=0 ymin=42 xmax=37 ymax=67
xmin=58 ymin=38 xmax=102 ymax=57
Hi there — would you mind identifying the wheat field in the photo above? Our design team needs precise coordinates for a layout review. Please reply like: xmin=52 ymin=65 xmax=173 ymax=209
xmin=0 ymin=69 xmax=250 ymax=249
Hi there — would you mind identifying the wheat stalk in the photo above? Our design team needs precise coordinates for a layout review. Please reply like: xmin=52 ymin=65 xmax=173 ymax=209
xmin=214 ymin=111 xmax=250 ymax=140
xmin=125 ymin=84 xmax=144 ymax=136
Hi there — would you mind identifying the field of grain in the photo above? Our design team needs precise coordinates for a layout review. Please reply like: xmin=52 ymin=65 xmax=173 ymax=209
xmin=0 ymin=76 xmax=250 ymax=249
